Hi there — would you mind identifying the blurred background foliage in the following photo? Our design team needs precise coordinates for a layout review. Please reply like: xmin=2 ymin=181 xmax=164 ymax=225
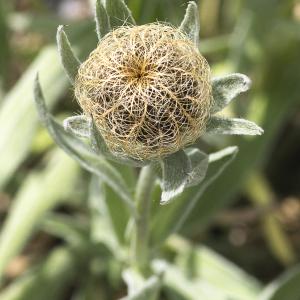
xmin=0 ymin=0 xmax=299 ymax=299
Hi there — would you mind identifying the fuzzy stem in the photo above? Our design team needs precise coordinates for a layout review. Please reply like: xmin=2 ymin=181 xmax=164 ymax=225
xmin=133 ymin=164 xmax=156 ymax=275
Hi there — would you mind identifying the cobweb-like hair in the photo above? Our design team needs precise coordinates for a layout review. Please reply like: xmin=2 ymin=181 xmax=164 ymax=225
xmin=75 ymin=24 xmax=212 ymax=160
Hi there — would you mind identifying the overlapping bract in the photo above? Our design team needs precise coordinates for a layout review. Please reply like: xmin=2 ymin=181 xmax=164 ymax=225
xmin=75 ymin=24 xmax=212 ymax=160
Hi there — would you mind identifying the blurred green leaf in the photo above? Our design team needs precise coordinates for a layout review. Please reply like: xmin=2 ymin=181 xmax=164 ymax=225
xmin=41 ymin=213 xmax=89 ymax=246
xmin=34 ymin=76 xmax=135 ymax=215
xmin=0 ymin=246 xmax=87 ymax=300
xmin=164 ymin=235 xmax=262 ymax=300
xmin=56 ymin=25 xmax=81 ymax=84
xmin=88 ymin=176 xmax=126 ymax=257
xmin=0 ymin=47 xmax=67 ymax=188
xmin=0 ymin=1 xmax=9 ymax=92
xmin=0 ymin=22 xmax=96 ymax=189
xmin=0 ymin=150 xmax=79 ymax=281
xmin=258 ymin=265 xmax=300 ymax=300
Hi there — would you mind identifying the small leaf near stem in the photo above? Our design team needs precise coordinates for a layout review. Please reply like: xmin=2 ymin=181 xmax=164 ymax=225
xmin=160 ymin=150 xmax=191 ymax=205
xmin=56 ymin=25 xmax=80 ymax=85
xmin=133 ymin=164 xmax=157 ymax=275
xmin=169 ymin=146 xmax=238 ymax=237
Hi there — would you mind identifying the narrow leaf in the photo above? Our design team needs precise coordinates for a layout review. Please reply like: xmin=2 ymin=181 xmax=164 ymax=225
xmin=185 ymin=148 xmax=209 ymax=187
xmin=160 ymin=150 xmax=191 ymax=205
xmin=56 ymin=25 xmax=80 ymax=84
xmin=211 ymin=73 xmax=251 ymax=114
xmin=0 ymin=150 xmax=78 ymax=282
xmin=95 ymin=0 xmax=111 ymax=40
xmin=105 ymin=0 xmax=136 ymax=28
xmin=179 ymin=1 xmax=200 ymax=48
xmin=259 ymin=265 xmax=300 ymax=300
xmin=34 ymin=75 xmax=136 ymax=215
xmin=166 ymin=236 xmax=262 ymax=300
xmin=206 ymin=116 xmax=264 ymax=136
xmin=63 ymin=115 xmax=90 ymax=138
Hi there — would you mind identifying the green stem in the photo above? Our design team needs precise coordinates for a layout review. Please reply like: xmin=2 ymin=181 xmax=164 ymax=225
xmin=133 ymin=164 xmax=156 ymax=275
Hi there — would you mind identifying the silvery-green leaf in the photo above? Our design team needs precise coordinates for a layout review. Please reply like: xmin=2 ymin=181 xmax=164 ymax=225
xmin=185 ymin=148 xmax=209 ymax=187
xmin=34 ymin=75 xmax=136 ymax=215
xmin=56 ymin=25 xmax=80 ymax=84
xmin=211 ymin=73 xmax=251 ymax=114
xmin=63 ymin=115 xmax=90 ymax=138
xmin=179 ymin=1 xmax=200 ymax=48
xmin=90 ymin=119 xmax=147 ymax=167
xmin=122 ymin=269 xmax=162 ymax=300
xmin=105 ymin=0 xmax=136 ymax=28
xmin=95 ymin=0 xmax=111 ymax=40
xmin=160 ymin=150 xmax=191 ymax=205
xmin=206 ymin=116 xmax=264 ymax=135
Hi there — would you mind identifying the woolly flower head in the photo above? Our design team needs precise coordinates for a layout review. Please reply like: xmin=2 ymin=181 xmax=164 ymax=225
xmin=75 ymin=23 xmax=212 ymax=160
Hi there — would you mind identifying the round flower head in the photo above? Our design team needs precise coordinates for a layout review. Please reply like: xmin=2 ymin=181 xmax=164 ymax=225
xmin=75 ymin=24 xmax=212 ymax=160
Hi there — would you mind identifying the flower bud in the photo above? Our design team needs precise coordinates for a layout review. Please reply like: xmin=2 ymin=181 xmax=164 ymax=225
xmin=75 ymin=24 xmax=212 ymax=160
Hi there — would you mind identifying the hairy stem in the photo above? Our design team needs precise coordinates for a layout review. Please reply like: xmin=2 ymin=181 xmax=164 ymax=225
xmin=133 ymin=164 xmax=156 ymax=275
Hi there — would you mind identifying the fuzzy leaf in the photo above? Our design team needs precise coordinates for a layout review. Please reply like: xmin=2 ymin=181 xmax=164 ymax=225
xmin=206 ymin=116 xmax=264 ymax=136
xmin=185 ymin=148 xmax=209 ymax=187
xmin=105 ymin=0 xmax=136 ymax=28
xmin=179 ymin=1 xmax=200 ymax=48
xmin=56 ymin=25 xmax=80 ymax=84
xmin=34 ymin=75 xmax=136 ymax=215
xmin=211 ymin=73 xmax=252 ymax=114
xmin=160 ymin=150 xmax=191 ymax=205
xmin=63 ymin=115 xmax=90 ymax=138
xmin=95 ymin=0 xmax=111 ymax=40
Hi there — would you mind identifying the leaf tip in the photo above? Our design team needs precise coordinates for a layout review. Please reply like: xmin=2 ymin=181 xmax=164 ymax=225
xmin=237 ymin=73 xmax=252 ymax=92
xmin=160 ymin=186 xmax=185 ymax=205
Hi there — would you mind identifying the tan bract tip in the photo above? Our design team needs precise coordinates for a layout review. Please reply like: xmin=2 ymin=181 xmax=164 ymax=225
xmin=75 ymin=23 xmax=212 ymax=160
